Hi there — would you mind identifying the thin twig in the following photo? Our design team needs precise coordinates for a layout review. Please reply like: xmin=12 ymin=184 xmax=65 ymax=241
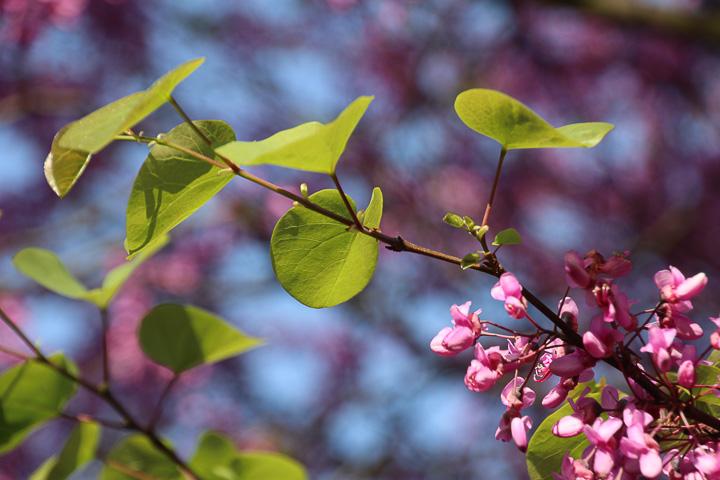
xmin=481 ymin=147 xmax=507 ymax=227
xmin=100 ymin=308 xmax=111 ymax=386
xmin=148 ymin=374 xmax=179 ymax=431
xmin=169 ymin=96 xmax=213 ymax=146
xmin=330 ymin=173 xmax=364 ymax=230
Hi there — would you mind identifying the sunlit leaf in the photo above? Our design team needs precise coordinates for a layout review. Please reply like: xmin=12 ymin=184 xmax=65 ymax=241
xmin=0 ymin=354 xmax=77 ymax=453
xmin=45 ymin=58 xmax=204 ymax=197
xmin=270 ymin=189 xmax=382 ymax=308
xmin=125 ymin=120 xmax=236 ymax=259
xmin=14 ymin=239 xmax=167 ymax=308
xmin=30 ymin=422 xmax=101 ymax=480
xmin=139 ymin=304 xmax=262 ymax=374
xmin=216 ymin=96 xmax=373 ymax=174
xmin=191 ymin=431 xmax=307 ymax=480
xmin=13 ymin=248 xmax=89 ymax=299
xmin=492 ymin=228 xmax=521 ymax=246
xmin=100 ymin=435 xmax=181 ymax=480
xmin=455 ymin=89 xmax=613 ymax=150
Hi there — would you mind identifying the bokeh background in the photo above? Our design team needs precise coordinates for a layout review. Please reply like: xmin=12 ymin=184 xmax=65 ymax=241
xmin=1 ymin=0 xmax=720 ymax=478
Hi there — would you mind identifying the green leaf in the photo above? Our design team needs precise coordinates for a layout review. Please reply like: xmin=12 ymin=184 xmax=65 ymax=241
xmin=455 ymin=89 xmax=614 ymax=150
xmin=139 ymin=303 xmax=262 ymax=374
xmin=0 ymin=355 xmax=77 ymax=453
xmin=492 ymin=228 xmax=522 ymax=246
xmin=191 ymin=431 xmax=307 ymax=480
xmin=363 ymin=187 xmax=383 ymax=229
xmin=30 ymin=421 xmax=101 ymax=480
xmin=101 ymin=435 xmax=181 ymax=480
xmin=270 ymin=189 xmax=381 ymax=308
xmin=125 ymin=120 xmax=236 ymax=259
xmin=460 ymin=252 xmax=480 ymax=270
xmin=216 ymin=96 xmax=373 ymax=174
xmin=694 ymin=365 xmax=720 ymax=417
xmin=526 ymin=386 xmax=601 ymax=480
xmin=442 ymin=212 xmax=465 ymax=229
xmin=13 ymin=248 xmax=89 ymax=299
xmin=14 ymin=239 xmax=167 ymax=308
xmin=45 ymin=58 xmax=204 ymax=197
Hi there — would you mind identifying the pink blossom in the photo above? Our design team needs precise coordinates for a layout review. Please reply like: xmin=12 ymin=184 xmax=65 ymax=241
xmin=677 ymin=346 xmax=697 ymax=389
xmin=552 ymin=388 xmax=600 ymax=438
xmin=654 ymin=266 xmax=708 ymax=307
xmin=501 ymin=377 xmax=535 ymax=410
xmin=583 ymin=416 xmax=623 ymax=476
xmin=550 ymin=350 xmax=596 ymax=378
xmin=464 ymin=344 xmax=504 ymax=392
xmin=558 ymin=297 xmax=579 ymax=332
xmin=564 ymin=250 xmax=632 ymax=290
xmin=430 ymin=301 xmax=484 ymax=356
xmin=694 ymin=451 xmax=720 ymax=478
xmin=619 ymin=421 xmax=662 ymax=478
xmin=711 ymin=317 xmax=720 ymax=350
xmin=639 ymin=327 xmax=676 ymax=372
xmin=491 ymin=272 xmax=527 ymax=319
xmin=592 ymin=281 xmax=636 ymax=331
xmin=553 ymin=455 xmax=594 ymax=480
xmin=564 ymin=251 xmax=592 ymax=289
xmin=583 ymin=316 xmax=623 ymax=358
xmin=495 ymin=408 xmax=532 ymax=452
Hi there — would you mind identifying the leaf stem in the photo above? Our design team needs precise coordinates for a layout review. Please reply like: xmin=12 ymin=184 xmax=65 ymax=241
xmin=481 ymin=147 xmax=507 ymax=227
xmin=100 ymin=308 xmax=111 ymax=387
xmin=169 ymin=96 xmax=213 ymax=146
xmin=330 ymin=173 xmax=364 ymax=230
xmin=148 ymin=373 xmax=179 ymax=431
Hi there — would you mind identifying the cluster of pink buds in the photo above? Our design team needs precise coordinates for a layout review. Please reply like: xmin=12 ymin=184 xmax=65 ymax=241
xmin=430 ymin=249 xmax=720 ymax=479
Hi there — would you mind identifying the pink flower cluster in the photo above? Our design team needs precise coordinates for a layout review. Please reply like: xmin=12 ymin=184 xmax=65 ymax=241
xmin=430 ymin=249 xmax=720 ymax=479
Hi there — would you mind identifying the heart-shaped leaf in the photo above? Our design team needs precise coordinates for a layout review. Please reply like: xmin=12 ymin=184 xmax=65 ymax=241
xmin=492 ymin=228 xmax=521 ymax=246
xmin=270 ymin=188 xmax=383 ymax=308
xmin=191 ymin=431 xmax=307 ymax=480
xmin=455 ymin=89 xmax=613 ymax=150
xmin=0 ymin=355 xmax=77 ymax=453
xmin=30 ymin=421 xmax=101 ymax=480
xmin=138 ymin=303 xmax=262 ymax=374
xmin=125 ymin=120 xmax=236 ymax=259
xmin=216 ymin=96 xmax=373 ymax=174
xmin=45 ymin=58 xmax=204 ymax=197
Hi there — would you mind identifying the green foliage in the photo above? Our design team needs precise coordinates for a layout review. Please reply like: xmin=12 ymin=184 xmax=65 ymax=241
xmin=0 ymin=355 xmax=77 ymax=453
xmin=492 ymin=228 xmax=522 ymax=246
xmin=101 ymin=435 xmax=180 ymax=479
xmin=270 ymin=188 xmax=383 ymax=308
xmin=216 ymin=96 xmax=373 ymax=174
xmin=461 ymin=252 xmax=480 ymax=270
xmin=125 ymin=120 xmax=236 ymax=258
xmin=455 ymin=89 xmax=614 ymax=150
xmin=191 ymin=431 xmax=307 ymax=480
xmin=693 ymin=365 xmax=720 ymax=416
xmin=138 ymin=303 xmax=262 ymax=374
xmin=30 ymin=422 xmax=101 ymax=480
xmin=45 ymin=58 xmax=204 ymax=197
xmin=442 ymin=212 xmax=465 ymax=228
xmin=13 ymin=237 xmax=167 ymax=308
xmin=526 ymin=383 xmax=605 ymax=480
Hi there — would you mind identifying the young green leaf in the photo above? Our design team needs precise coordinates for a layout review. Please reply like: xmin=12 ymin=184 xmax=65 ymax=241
xmin=492 ymin=228 xmax=522 ymax=246
xmin=363 ymin=187 xmax=383 ymax=229
xmin=460 ymin=252 xmax=480 ymax=270
xmin=0 ymin=355 xmax=77 ymax=453
xmin=45 ymin=58 xmax=204 ymax=197
xmin=455 ymin=89 xmax=614 ymax=150
xmin=30 ymin=421 xmax=101 ymax=480
xmin=693 ymin=365 xmax=720 ymax=417
xmin=216 ymin=96 xmax=373 ymax=174
xmin=125 ymin=120 xmax=236 ymax=259
xmin=100 ymin=435 xmax=181 ymax=480
xmin=139 ymin=303 xmax=262 ymax=374
xmin=270 ymin=189 xmax=381 ymax=308
xmin=442 ymin=212 xmax=465 ymax=228
xmin=13 ymin=248 xmax=89 ymax=299
xmin=14 ymin=238 xmax=167 ymax=308
xmin=191 ymin=431 xmax=307 ymax=480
